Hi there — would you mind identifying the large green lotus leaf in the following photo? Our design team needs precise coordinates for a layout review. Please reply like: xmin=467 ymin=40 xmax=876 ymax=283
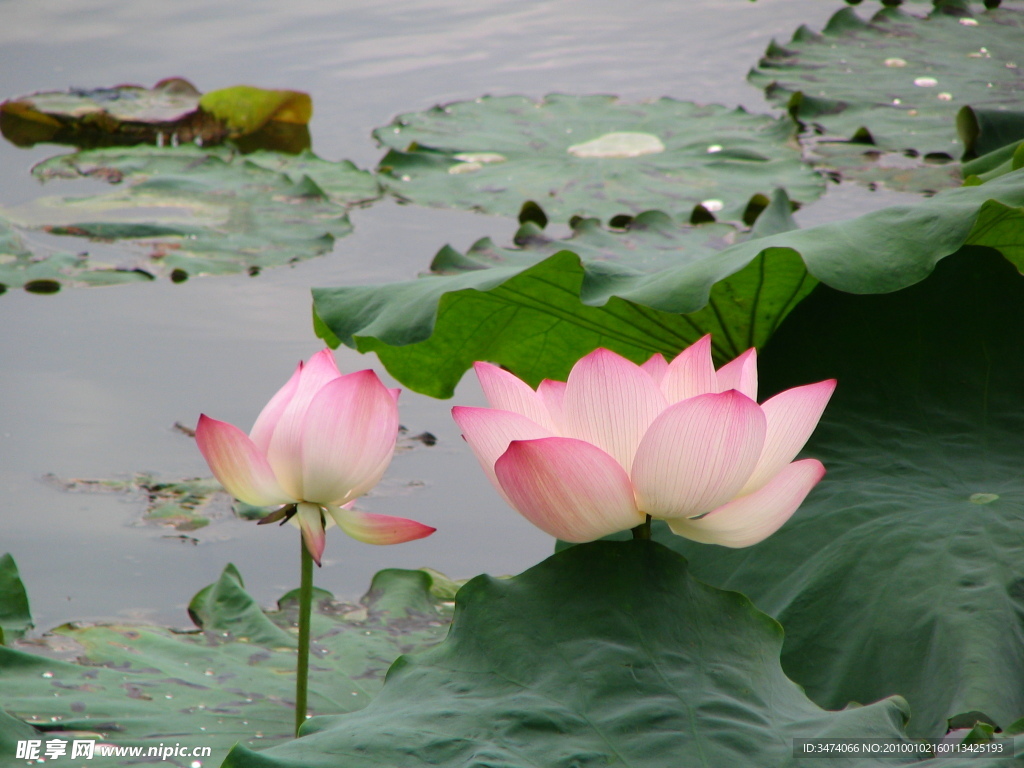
xmin=0 ymin=564 xmax=453 ymax=764
xmin=316 ymin=248 xmax=813 ymax=398
xmin=573 ymin=249 xmax=1024 ymax=739
xmin=750 ymin=5 xmax=1024 ymax=160
xmin=0 ymin=145 xmax=368 ymax=287
xmin=220 ymin=541 xmax=1004 ymax=768
xmin=313 ymin=168 xmax=1024 ymax=398
xmin=372 ymin=94 xmax=825 ymax=223
xmin=0 ymin=554 xmax=33 ymax=644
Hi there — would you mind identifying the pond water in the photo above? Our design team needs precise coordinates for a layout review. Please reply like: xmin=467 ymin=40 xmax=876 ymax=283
xmin=2 ymin=0 xmax=897 ymax=630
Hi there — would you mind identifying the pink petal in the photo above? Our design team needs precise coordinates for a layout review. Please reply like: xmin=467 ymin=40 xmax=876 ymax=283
xmin=300 ymin=370 xmax=399 ymax=506
xmin=739 ymin=379 xmax=836 ymax=495
xmin=641 ymin=353 xmax=668 ymax=385
xmin=537 ymin=379 xmax=566 ymax=432
xmin=452 ymin=406 xmax=554 ymax=502
xmin=474 ymin=361 xmax=554 ymax=430
xmin=631 ymin=390 xmax=766 ymax=519
xmin=667 ymin=459 xmax=825 ymax=547
xmin=562 ymin=348 xmax=668 ymax=471
xmin=325 ymin=506 xmax=435 ymax=545
xmin=715 ymin=347 xmax=758 ymax=401
xmin=195 ymin=415 xmax=292 ymax=507
xmin=249 ymin=362 xmax=302 ymax=453
xmin=494 ymin=437 xmax=643 ymax=542
xmin=661 ymin=335 xmax=716 ymax=403
xmin=265 ymin=350 xmax=344 ymax=497
xmin=294 ymin=502 xmax=326 ymax=566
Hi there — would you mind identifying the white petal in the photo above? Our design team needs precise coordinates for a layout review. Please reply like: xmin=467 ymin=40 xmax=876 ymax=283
xmin=661 ymin=335 xmax=716 ymax=403
xmin=452 ymin=406 xmax=554 ymax=503
xmin=474 ymin=362 xmax=555 ymax=431
xmin=300 ymin=371 xmax=399 ymax=506
xmin=265 ymin=350 xmax=343 ymax=497
xmin=715 ymin=348 xmax=758 ymax=401
xmin=667 ymin=459 xmax=825 ymax=547
xmin=631 ymin=390 xmax=766 ymax=519
xmin=739 ymin=379 xmax=836 ymax=495
xmin=563 ymin=348 xmax=667 ymax=471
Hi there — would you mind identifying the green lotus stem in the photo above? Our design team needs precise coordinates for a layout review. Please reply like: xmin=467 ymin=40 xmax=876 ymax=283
xmin=295 ymin=539 xmax=314 ymax=737
xmin=632 ymin=514 xmax=652 ymax=540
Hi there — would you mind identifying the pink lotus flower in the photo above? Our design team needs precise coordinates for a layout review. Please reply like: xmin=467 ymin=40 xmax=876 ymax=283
xmin=196 ymin=349 xmax=435 ymax=565
xmin=453 ymin=337 xmax=835 ymax=546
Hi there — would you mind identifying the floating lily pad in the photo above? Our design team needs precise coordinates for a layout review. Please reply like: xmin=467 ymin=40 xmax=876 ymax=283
xmin=373 ymin=94 xmax=825 ymax=223
xmin=241 ymin=149 xmax=381 ymax=206
xmin=566 ymin=248 xmax=1024 ymax=738
xmin=0 ymin=213 xmax=156 ymax=294
xmin=313 ymin=168 xmax=1024 ymax=398
xmin=221 ymin=541 xmax=992 ymax=768
xmin=0 ymin=145 xmax=377 ymax=288
xmin=1 ymin=563 xmax=454 ymax=764
xmin=1 ymin=79 xmax=312 ymax=152
xmin=750 ymin=4 xmax=1024 ymax=160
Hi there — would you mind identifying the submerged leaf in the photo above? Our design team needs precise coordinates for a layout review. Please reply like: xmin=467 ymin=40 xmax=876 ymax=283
xmin=0 ymin=565 xmax=454 ymax=762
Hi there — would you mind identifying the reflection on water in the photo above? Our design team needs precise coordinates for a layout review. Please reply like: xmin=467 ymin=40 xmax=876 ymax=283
xmin=0 ymin=0 xmax=844 ymax=628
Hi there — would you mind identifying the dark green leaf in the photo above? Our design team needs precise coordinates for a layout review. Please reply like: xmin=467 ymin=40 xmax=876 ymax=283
xmin=313 ymin=169 xmax=1024 ymax=397
xmin=590 ymin=249 xmax=1024 ymax=738
xmin=0 ymin=554 xmax=33 ymax=644
xmin=223 ymin=541 xmax=931 ymax=768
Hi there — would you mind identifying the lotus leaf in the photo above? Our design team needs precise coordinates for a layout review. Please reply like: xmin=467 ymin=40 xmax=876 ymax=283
xmin=0 ymin=145 xmax=375 ymax=289
xmin=0 ymin=563 xmax=453 ymax=764
xmin=373 ymin=94 xmax=825 ymax=223
xmin=750 ymin=5 xmax=1024 ymax=158
xmin=220 ymin=541 xmax=1018 ymax=768
xmin=562 ymin=248 xmax=1024 ymax=738
xmin=313 ymin=169 xmax=1024 ymax=397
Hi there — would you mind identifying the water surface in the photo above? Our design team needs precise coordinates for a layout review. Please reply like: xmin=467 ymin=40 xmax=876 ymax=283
xmin=2 ymin=0 xmax=868 ymax=629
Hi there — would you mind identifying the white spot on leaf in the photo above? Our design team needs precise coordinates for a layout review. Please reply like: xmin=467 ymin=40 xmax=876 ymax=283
xmin=567 ymin=132 xmax=665 ymax=159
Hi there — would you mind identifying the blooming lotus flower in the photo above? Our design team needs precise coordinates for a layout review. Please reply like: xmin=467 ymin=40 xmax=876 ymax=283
xmin=452 ymin=337 xmax=835 ymax=546
xmin=196 ymin=349 xmax=435 ymax=565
